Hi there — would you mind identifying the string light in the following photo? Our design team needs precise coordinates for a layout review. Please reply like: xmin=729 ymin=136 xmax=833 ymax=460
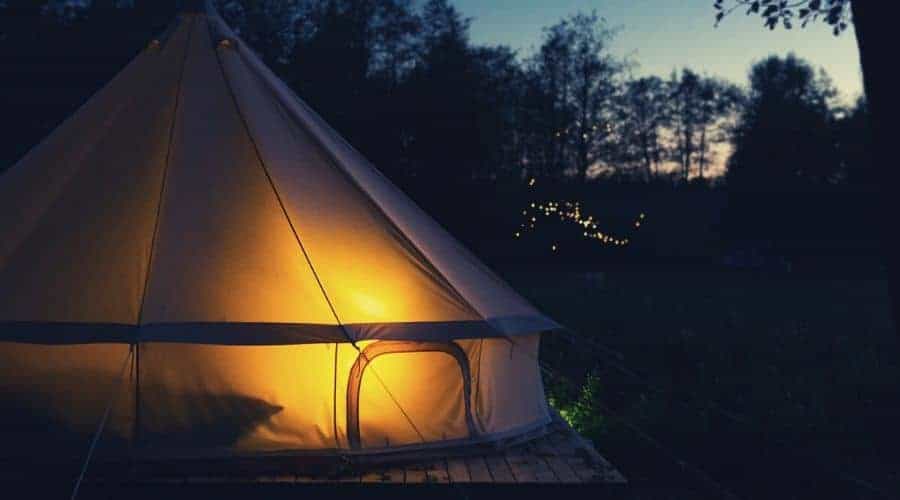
xmin=515 ymin=199 xmax=646 ymax=248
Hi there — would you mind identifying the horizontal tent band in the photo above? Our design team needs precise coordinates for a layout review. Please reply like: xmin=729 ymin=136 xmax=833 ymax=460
xmin=0 ymin=317 xmax=560 ymax=345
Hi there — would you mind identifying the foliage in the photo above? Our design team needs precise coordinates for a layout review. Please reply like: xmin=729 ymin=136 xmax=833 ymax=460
xmin=726 ymin=53 xmax=840 ymax=190
xmin=832 ymin=96 xmax=874 ymax=187
xmin=558 ymin=371 xmax=607 ymax=436
xmin=0 ymin=1 xmax=872 ymax=190
xmin=613 ymin=76 xmax=669 ymax=179
xmin=668 ymin=70 xmax=743 ymax=181
xmin=714 ymin=0 xmax=852 ymax=35
xmin=523 ymin=12 xmax=624 ymax=181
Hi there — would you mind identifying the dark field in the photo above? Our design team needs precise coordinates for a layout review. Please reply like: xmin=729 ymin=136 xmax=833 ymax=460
xmin=509 ymin=269 xmax=900 ymax=498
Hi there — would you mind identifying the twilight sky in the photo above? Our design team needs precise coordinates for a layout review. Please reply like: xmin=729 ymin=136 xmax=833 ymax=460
xmin=453 ymin=0 xmax=864 ymax=105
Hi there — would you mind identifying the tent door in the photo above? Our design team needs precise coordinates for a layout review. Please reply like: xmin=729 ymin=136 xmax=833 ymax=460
xmin=346 ymin=341 xmax=476 ymax=450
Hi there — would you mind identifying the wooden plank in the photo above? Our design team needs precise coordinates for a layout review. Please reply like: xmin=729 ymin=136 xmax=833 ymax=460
xmin=446 ymin=458 xmax=471 ymax=483
xmin=543 ymin=455 xmax=581 ymax=483
xmin=531 ymin=435 xmax=559 ymax=457
xmin=424 ymin=461 xmax=449 ymax=483
xmin=530 ymin=454 xmax=558 ymax=483
xmin=565 ymin=456 xmax=601 ymax=483
xmin=465 ymin=457 xmax=493 ymax=483
xmin=405 ymin=465 xmax=428 ymax=484
xmin=548 ymin=430 xmax=579 ymax=455
xmin=381 ymin=467 xmax=406 ymax=484
xmin=504 ymin=452 xmax=539 ymax=483
xmin=360 ymin=469 xmax=388 ymax=483
xmin=485 ymin=456 xmax=516 ymax=483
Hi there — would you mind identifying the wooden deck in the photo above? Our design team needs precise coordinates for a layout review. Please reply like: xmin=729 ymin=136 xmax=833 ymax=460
xmin=121 ymin=416 xmax=625 ymax=486
xmin=1 ymin=416 xmax=624 ymax=498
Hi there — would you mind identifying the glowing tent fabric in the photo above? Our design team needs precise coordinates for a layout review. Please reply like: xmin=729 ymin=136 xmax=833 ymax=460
xmin=0 ymin=8 xmax=558 ymax=345
xmin=0 ymin=5 xmax=558 ymax=460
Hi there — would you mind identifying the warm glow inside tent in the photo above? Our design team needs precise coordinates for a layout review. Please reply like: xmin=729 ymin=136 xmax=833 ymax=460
xmin=0 ymin=2 xmax=561 ymax=461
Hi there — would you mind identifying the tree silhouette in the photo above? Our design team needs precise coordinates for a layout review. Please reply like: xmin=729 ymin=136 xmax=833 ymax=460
xmin=727 ymin=54 xmax=839 ymax=190
xmin=614 ymin=76 xmax=670 ymax=180
xmin=668 ymin=70 xmax=742 ymax=182
xmin=833 ymin=96 xmax=873 ymax=187
xmin=524 ymin=12 xmax=623 ymax=181
xmin=715 ymin=0 xmax=900 ymax=339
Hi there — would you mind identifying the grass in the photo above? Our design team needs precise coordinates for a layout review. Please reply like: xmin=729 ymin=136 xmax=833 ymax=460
xmin=505 ymin=269 xmax=900 ymax=497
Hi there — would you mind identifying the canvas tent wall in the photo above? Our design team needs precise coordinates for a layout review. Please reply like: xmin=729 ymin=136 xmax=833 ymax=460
xmin=0 ymin=3 xmax=560 ymax=460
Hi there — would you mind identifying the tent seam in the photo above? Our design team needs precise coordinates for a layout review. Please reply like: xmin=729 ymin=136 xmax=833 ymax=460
xmin=204 ymin=13 xmax=354 ymax=345
xmin=272 ymin=94 xmax=485 ymax=324
xmin=136 ymin=14 xmax=196 ymax=327
xmin=223 ymin=31 xmax=489 ymax=327
xmin=206 ymin=14 xmax=432 ymax=454
xmin=258 ymin=77 xmax=479 ymax=321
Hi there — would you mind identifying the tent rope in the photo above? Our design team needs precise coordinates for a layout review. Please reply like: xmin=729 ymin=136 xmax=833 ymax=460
xmin=364 ymin=357 xmax=427 ymax=444
xmin=70 ymin=348 xmax=134 ymax=500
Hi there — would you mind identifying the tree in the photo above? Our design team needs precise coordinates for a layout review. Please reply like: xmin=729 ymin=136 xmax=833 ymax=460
xmin=523 ymin=22 xmax=576 ymax=180
xmin=669 ymin=69 xmax=703 ymax=181
xmin=526 ymin=12 xmax=622 ymax=182
xmin=726 ymin=54 xmax=839 ymax=190
xmin=668 ymin=69 xmax=742 ymax=182
xmin=714 ymin=0 xmax=900 ymax=340
xmin=694 ymin=77 xmax=743 ymax=180
xmin=614 ymin=76 xmax=670 ymax=180
xmin=215 ymin=0 xmax=303 ymax=65
xmin=369 ymin=0 xmax=420 ymax=88
xmin=469 ymin=45 xmax=526 ymax=180
xmin=714 ymin=0 xmax=851 ymax=34
xmin=402 ymin=0 xmax=484 ymax=182
xmin=833 ymin=96 xmax=874 ymax=187
xmin=0 ymin=0 xmax=178 ymax=169
xmin=566 ymin=13 xmax=621 ymax=182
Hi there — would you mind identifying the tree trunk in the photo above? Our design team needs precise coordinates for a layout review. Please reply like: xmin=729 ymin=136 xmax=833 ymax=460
xmin=851 ymin=1 xmax=900 ymax=338
xmin=699 ymin=127 xmax=707 ymax=180
xmin=643 ymin=136 xmax=653 ymax=181
xmin=683 ymin=125 xmax=693 ymax=182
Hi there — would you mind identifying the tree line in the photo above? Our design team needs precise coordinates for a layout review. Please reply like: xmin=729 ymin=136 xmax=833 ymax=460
xmin=0 ymin=0 xmax=874 ymax=195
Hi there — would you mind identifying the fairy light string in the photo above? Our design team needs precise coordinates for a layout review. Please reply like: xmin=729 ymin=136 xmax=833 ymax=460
xmin=515 ymin=178 xmax=646 ymax=249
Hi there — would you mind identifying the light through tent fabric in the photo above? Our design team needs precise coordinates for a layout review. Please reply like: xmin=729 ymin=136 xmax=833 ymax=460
xmin=209 ymin=13 xmax=561 ymax=338
xmin=0 ymin=2 xmax=557 ymax=461
xmin=0 ymin=334 xmax=549 ymax=458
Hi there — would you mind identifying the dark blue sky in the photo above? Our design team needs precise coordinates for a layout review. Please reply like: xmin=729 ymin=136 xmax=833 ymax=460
xmin=453 ymin=0 xmax=863 ymax=103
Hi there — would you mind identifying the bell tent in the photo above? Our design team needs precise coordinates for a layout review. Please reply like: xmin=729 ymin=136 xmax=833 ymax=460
xmin=0 ymin=2 xmax=561 ymax=461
